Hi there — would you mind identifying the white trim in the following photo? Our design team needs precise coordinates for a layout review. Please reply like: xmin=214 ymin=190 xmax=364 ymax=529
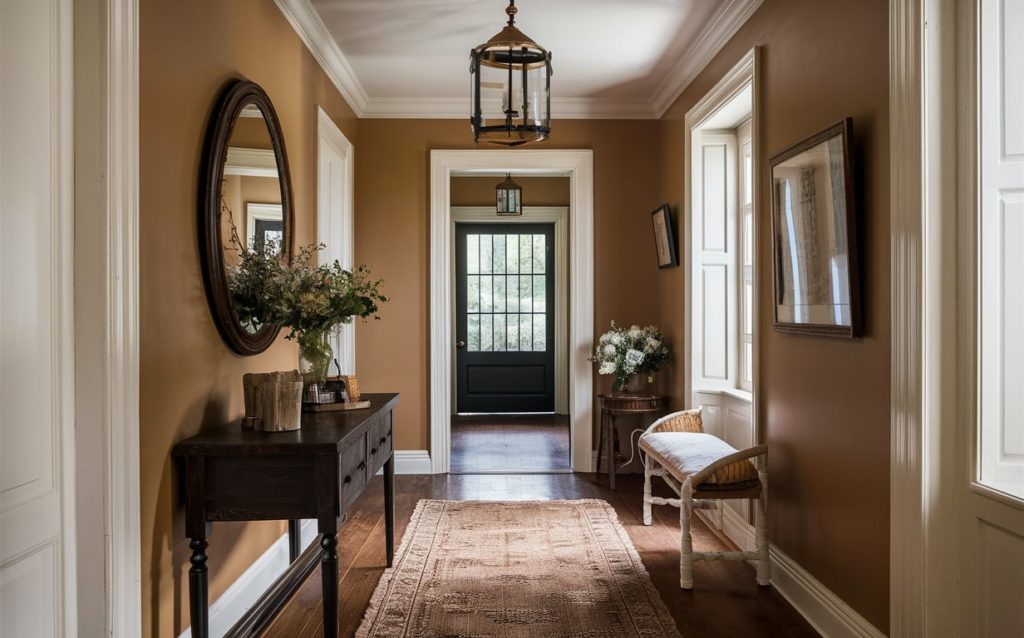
xmin=651 ymin=0 xmax=763 ymax=117
xmin=177 ymin=520 xmax=318 ymax=638
xmin=245 ymin=203 xmax=284 ymax=245
xmin=430 ymin=150 xmax=594 ymax=474
xmin=225 ymin=147 xmax=278 ymax=178
xmin=392 ymin=450 xmax=433 ymax=475
xmin=72 ymin=0 xmax=143 ymax=634
xmin=450 ymin=206 xmax=570 ymax=415
xmin=715 ymin=508 xmax=886 ymax=638
xmin=361 ymin=97 xmax=658 ymax=120
xmin=272 ymin=0 xmax=760 ymax=120
xmin=316 ymin=107 xmax=356 ymax=375
xmin=272 ymin=0 xmax=369 ymax=116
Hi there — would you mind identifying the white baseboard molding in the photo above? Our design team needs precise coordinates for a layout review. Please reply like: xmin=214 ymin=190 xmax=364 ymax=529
xmin=179 ymin=519 xmax=317 ymax=638
xmin=711 ymin=506 xmax=886 ymax=638
xmin=394 ymin=449 xmax=432 ymax=474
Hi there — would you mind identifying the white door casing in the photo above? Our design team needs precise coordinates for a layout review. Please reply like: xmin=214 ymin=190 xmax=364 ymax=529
xmin=429 ymin=150 xmax=594 ymax=474
xmin=0 ymin=0 xmax=77 ymax=635
xmin=317 ymin=107 xmax=355 ymax=374
xmin=450 ymin=206 xmax=569 ymax=416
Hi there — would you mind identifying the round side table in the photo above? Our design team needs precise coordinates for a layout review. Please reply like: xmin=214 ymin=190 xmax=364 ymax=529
xmin=597 ymin=393 xmax=670 ymax=490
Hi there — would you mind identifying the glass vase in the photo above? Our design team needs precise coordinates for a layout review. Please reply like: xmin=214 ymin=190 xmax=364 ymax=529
xmin=297 ymin=330 xmax=332 ymax=387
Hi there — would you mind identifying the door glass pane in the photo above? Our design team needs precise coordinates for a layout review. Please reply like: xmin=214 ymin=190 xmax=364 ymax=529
xmin=467 ymin=234 xmax=479 ymax=274
xmin=744 ymin=282 xmax=753 ymax=334
xmin=493 ymin=276 xmax=506 ymax=313
xmin=493 ymin=235 xmax=506 ymax=273
xmin=519 ymin=275 xmax=532 ymax=312
xmin=519 ymin=314 xmax=532 ymax=351
xmin=507 ymin=318 xmax=519 ymax=350
xmin=519 ymin=235 xmax=532 ymax=273
xmin=467 ymin=275 xmax=480 ymax=312
xmin=743 ymin=341 xmax=753 ymax=383
xmin=468 ymin=314 xmax=480 ymax=351
xmin=507 ymin=275 xmax=519 ymax=312
xmin=481 ymin=314 xmax=493 ymax=352
xmin=533 ymin=314 xmax=546 ymax=351
xmin=494 ymin=314 xmax=507 ymax=351
xmin=480 ymin=275 xmax=493 ymax=313
xmin=506 ymin=235 xmax=519 ymax=273
xmin=533 ymin=275 xmax=545 ymax=313
xmin=480 ymin=234 xmax=492 ymax=273
xmin=743 ymin=211 xmax=753 ymax=266
xmin=532 ymin=234 xmax=545 ymax=273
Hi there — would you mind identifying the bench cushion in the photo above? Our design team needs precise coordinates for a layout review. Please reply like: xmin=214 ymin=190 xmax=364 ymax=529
xmin=640 ymin=432 xmax=759 ymax=488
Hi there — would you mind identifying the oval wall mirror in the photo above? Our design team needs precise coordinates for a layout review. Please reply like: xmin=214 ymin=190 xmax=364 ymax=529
xmin=200 ymin=80 xmax=294 ymax=355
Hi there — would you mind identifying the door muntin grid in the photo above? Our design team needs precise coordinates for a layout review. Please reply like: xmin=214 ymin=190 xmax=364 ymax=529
xmin=464 ymin=231 xmax=549 ymax=353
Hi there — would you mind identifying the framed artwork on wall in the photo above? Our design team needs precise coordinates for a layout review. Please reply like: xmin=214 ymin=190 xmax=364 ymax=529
xmin=769 ymin=118 xmax=860 ymax=337
xmin=651 ymin=204 xmax=678 ymax=269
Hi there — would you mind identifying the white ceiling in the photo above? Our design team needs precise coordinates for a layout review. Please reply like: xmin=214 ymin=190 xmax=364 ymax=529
xmin=278 ymin=0 xmax=764 ymax=118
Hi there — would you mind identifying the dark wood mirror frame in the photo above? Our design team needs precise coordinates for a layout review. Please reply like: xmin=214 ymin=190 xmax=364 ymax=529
xmin=199 ymin=79 xmax=294 ymax=356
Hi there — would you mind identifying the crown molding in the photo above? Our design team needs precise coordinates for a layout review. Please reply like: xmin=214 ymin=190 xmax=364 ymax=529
xmin=275 ymin=0 xmax=760 ymax=121
xmin=273 ymin=0 xmax=369 ymax=116
xmin=360 ymin=96 xmax=658 ymax=120
xmin=651 ymin=0 xmax=764 ymax=117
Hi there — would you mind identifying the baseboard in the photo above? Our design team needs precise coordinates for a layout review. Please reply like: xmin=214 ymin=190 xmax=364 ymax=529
xmin=714 ymin=507 xmax=885 ymax=638
xmin=395 ymin=449 xmax=432 ymax=474
xmin=178 ymin=519 xmax=317 ymax=637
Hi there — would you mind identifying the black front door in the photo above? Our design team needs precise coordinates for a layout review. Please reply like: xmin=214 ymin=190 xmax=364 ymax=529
xmin=456 ymin=223 xmax=555 ymax=413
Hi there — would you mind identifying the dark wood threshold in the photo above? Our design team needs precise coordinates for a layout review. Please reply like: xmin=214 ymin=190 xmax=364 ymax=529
xmin=225 ymin=535 xmax=323 ymax=637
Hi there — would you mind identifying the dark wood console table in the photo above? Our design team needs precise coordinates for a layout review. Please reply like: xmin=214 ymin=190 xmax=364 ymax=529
xmin=596 ymin=393 xmax=670 ymax=490
xmin=173 ymin=392 xmax=399 ymax=638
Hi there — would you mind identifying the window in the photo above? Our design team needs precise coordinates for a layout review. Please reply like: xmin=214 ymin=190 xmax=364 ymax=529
xmin=738 ymin=121 xmax=753 ymax=391
xmin=465 ymin=232 xmax=548 ymax=352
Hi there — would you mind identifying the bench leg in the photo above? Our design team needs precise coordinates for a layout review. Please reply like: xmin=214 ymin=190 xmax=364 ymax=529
xmin=679 ymin=483 xmax=694 ymax=589
xmin=755 ymin=467 xmax=770 ymax=586
xmin=642 ymin=456 xmax=653 ymax=526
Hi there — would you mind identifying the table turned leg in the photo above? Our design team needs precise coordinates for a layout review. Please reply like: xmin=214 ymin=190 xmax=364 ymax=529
xmin=288 ymin=519 xmax=302 ymax=563
xmin=320 ymin=533 xmax=338 ymax=637
xmin=607 ymin=413 xmax=616 ymax=490
xmin=384 ymin=455 xmax=395 ymax=568
xmin=188 ymin=537 xmax=209 ymax=638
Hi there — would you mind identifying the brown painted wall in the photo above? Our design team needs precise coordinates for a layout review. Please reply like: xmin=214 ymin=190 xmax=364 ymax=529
xmin=138 ymin=0 xmax=357 ymax=635
xmin=353 ymin=120 xmax=665 ymax=451
xmin=450 ymin=176 xmax=571 ymax=207
xmin=656 ymin=0 xmax=891 ymax=630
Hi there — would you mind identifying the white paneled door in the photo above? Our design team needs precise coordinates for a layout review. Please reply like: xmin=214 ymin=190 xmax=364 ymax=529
xmin=964 ymin=0 xmax=1024 ymax=635
xmin=0 ymin=0 xmax=76 ymax=635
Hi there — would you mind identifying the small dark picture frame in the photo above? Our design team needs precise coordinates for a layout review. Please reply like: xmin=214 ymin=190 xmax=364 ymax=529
xmin=769 ymin=118 xmax=861 ymax=337
xmin=651 ymin=204 xmax=678 ymax=268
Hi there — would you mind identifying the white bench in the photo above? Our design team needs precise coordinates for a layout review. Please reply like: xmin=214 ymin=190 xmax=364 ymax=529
xmin=639 ymin=408 xmax=770 ymax=589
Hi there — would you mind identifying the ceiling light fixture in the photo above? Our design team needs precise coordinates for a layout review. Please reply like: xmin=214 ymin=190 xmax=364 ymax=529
xmin=470 ymin=0 xmax=552 ymax=146
xmin=495 ymin=174 xmax=523 ymax=216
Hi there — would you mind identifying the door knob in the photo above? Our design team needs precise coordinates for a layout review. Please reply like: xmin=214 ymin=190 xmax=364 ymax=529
xmin=456 ymin=340 xmax=466 ymax=348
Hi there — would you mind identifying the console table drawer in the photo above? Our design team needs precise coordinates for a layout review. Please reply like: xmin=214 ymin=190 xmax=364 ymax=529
xmin=339 ymin=433 xmax=367 ymax=511
xmin=368 ymin=414 xmax=393 ymax=474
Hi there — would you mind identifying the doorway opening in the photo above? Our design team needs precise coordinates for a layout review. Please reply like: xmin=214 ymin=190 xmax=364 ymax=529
xmin=449 ymin=177 xmax=570 ymax=473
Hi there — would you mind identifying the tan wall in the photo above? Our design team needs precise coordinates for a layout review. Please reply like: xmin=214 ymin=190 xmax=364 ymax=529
xmin=138 ymin=0 xmax=357 ymax=635
xmin=450 ymin=176 xmax=570 ymax=207
xmin=353 ymin=120 xmax=665 ymax=451
xmin=656 ymin=0 xmax=891 ymax=630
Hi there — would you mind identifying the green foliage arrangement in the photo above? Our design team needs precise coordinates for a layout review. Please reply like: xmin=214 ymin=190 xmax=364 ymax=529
xmin=590 ymin=321 xmax=672 ymax=392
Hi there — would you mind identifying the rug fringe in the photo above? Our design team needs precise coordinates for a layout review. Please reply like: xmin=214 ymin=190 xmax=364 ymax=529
xmin=354 ymin=498 xmax=434 ymax=637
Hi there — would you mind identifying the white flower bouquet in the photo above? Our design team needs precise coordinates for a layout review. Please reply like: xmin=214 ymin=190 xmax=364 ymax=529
xmin=590 ymin=321 xmax=672 ymax=392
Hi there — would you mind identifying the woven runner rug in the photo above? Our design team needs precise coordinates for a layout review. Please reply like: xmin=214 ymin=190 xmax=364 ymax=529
xmin=356 ymin=499 xmax=682 ymax=637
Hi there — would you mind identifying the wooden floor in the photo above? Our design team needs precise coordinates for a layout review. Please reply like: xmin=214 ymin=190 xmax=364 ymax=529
xmin=262 ymin=473 xmax=817 ymax=638
xmin=450 ymin=414 xmax=570 ymax=473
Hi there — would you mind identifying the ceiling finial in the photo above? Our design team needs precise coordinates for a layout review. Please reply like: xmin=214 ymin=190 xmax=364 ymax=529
xmin=505 ymin=0 xmax=517 ymax=27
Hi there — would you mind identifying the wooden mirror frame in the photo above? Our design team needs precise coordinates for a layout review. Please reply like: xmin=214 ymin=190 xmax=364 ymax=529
xmin=199 ymin=79 xmax=294 ymax=356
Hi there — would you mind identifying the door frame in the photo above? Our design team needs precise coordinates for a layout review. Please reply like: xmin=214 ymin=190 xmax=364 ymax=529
xmin=450 ymin=206 xmax=569 ymax=415
xmin=316 ymin=106 xmax=355 ymax=374
xmin=72 ymin=0 xmax=142 ymax=634
xmin=430 ymin=150 xmax=594 ymax=474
